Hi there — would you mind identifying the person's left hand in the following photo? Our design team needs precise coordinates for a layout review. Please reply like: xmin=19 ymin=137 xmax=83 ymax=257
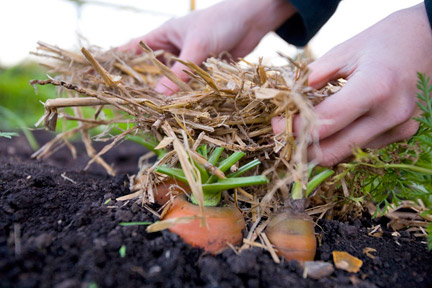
xmin=272 ymin=3 xmax=432 ymax=166
xmin=120 ymin=0 xmax=296 ymax=95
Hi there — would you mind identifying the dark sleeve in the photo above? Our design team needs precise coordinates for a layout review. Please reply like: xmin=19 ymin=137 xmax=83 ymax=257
xmin=426 ymin=0 xmax=432 ymax=29
xmin=275 ymin=0 xmax=342 ymax=47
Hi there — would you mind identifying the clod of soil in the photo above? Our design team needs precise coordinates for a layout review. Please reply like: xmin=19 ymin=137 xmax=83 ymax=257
xmin=1 ymin=134 xmax=432 ymax=287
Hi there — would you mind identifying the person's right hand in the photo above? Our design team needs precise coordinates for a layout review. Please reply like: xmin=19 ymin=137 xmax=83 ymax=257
xmin=272 ymin=3 xmax=432 ymax=167
xmin=121 ymin=0 xmax=296 ymax=94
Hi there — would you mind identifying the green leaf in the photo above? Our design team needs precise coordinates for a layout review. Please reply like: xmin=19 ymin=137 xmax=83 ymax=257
xmin=427 ymin=223 xmax=432 ymax=251
xmin=227 ymin=159 xmax=261 ymax=178
xmin=206 ymin=151 xmax=245 ymax=184
xmin=0 ymin=131 xmax=18 ymax=139
xmin=197 ymin=144 xmax=208 ymax=158
xmin=305 ymin=169 xmax=335 ymax=197
xmin=119 ymin=222 xmax=151 ymax=226
xmin=155 ymin=167 xmax=188 ymax=183
xmin=207 ymin=147 xmax=224 ymax=166
xmin=0 ymin=106 xmax=39 ymax=150
xmin=202 ymin=175 xmax=268 ymax=194
xmin=119 ymin=245 xmax=126 ymax=258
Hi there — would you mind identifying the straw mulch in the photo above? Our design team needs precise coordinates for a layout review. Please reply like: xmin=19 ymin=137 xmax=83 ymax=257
xmin=30 ymin=41 xmax=348 ymax=253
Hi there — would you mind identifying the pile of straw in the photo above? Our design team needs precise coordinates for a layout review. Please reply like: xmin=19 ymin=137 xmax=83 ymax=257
xmin=30 ymin=41 xmax=342 ymax=215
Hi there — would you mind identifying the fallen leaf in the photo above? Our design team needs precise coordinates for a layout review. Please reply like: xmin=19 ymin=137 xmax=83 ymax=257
xmin=254 ymin=87 xmax=287 ymax=99
xmin=367 ymin=225 xmax=383 ymax=238
xmin=146 ymin=215 xmax=198 ymax=232
xmin=362 ymin=247 xmax=377 ymax=259
xmin=154 ymin=136 xmax=174 ymax=150
xmin=302 ymin=261 xmax=334 ymax=279
xmin=333 ymin=251 xmax=363 ymax=273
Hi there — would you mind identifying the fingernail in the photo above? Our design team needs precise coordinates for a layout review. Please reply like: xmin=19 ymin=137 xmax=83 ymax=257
xmin=271 ymin=116 xmax=285 ymax=134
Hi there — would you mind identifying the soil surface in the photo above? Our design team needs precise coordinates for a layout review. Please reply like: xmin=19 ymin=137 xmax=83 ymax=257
xmin=1 ymin=133 xmax=432 ymax=288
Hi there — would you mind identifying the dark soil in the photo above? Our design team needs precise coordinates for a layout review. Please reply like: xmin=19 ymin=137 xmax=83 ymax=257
xmin=1 ymin=133 xmax=432 ymax=288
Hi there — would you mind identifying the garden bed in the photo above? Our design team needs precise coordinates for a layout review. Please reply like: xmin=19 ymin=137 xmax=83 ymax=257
xmin=1 ymin=134 xmax=431 ymax=288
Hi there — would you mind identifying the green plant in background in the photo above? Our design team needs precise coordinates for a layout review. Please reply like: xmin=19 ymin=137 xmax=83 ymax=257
xmin=0 ymin=132 xmax=18 ymax=139
xmin=0 ymin=62 xmax=156 ymax=151
xmin=338 ymin=73 xmax=432 ymax=249
xmin=0 ymin=106 xmax=39 ymax=150
xmin=0 ymin=63 xmax=55 ymax=129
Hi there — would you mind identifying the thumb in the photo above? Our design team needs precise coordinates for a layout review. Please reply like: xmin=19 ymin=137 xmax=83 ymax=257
xmin=155 ymin=42 xmax=209 ymax=95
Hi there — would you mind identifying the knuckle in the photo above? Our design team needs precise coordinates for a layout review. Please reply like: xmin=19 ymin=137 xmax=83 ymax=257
xmin=398 ymin=121 xmax=419 ymax=140
xmin=393 ymin=104 xmax=415 ymax=125
xmin=368 ymin=70 xmax=399 ymax=106
xmin=318 ymin=150 xmax=344 ymax=167
xmin=188 ymin=38 xmax=209 ymax=52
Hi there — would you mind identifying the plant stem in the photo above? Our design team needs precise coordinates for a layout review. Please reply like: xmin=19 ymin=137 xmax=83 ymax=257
xmin=291 ymin=167 xmax=334 ymax=199
xmin=157 ymin=149 xmax=266 ymax=207
xmin=291 ymin=181 xmax=303 ymax=200
xmin=227 ymin=159 xmax=261 ymax=178
xmin=197 ymin=144 xmax=208 ymax=158
xmin=119 ymin=222 xmax=151 ymax=226
xmin=194 ymin=159 xmax=209 ymax=183
xmin=207 ymin=147 xmax=224 ymax=165
xmin=111 ymin=126 xmax=166 ymax=159
xmin=291 ymin=165 xmax=314 ymax=200
xmin=305 ymin=169 xmax=335 ymax=197
xmin=155 ymin=167 xmax=187 ymax=183
xmin=191 ymin=191 xmax=221 ymax=206
xmin=202 ymin=175 xmax=268 ymax=194
xmin=191 ymin=175 xmax=268 ymax=206
xmin=361 ymin=162 xmax=432 ymax=175
xmin=206 ymin=151 xmax=245 ymax=184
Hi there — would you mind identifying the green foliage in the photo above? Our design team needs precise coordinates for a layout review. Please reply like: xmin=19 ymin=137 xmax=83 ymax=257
xmin=339 ymin=72 xmax=432 ymax=248
xmin=0 ymin=62 xmax=162 ymax=155
xmin=156 ymin=146 xmax=268 ymax=206
xmin=88 ymin=283 xmax=98 ymax=288
xmin=427 ymin=223 xmax=432 ymax=250
xmin=0 ymin=132 xmax=18 ymax=139
xmin=0 ymin=106 xmax=39 ymax=150
xmin=0 ymin=63 xmax=55 ymax=129
xmin=291 ymin=165 xmax=335 ymax=200
xmin=119 ymin=245 xmax=126 ymax=258
xmin=119 ymin=222 xmax=151 ymax=226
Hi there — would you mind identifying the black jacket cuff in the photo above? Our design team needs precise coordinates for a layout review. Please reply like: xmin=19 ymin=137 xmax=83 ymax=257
xmin=426 ymin=0 xmax=432 ymax=30
xmin=275 ymin=0 xmax=341 ymax=47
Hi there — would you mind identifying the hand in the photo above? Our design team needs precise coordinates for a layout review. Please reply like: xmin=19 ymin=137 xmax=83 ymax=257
xmin=272 ymin=3 xmax=432 ymax=166
xmin=121 ymin=0 xmax=296 ymax=94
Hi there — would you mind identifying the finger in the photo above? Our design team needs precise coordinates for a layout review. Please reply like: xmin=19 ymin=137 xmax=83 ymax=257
xmin=271 ymin=116 xmax=285 ymax=135
xmin=366 ymin=119 xmax=420 ymax=149
xmin=276 ymin=71 xmax=380 ymax=141
xmin=271 ymin=115 xmax=302 ymax=137
xmin=118 ymin=37 xmax=144 ymax=54
xmin=300 ymin=71 xmax=379 ymax=142
xmin=119 ymin=29 xmax=175 ymax=55
xmin=273 ymin=72 xmax=371 ymax=139
xmin=308 ymin=46 xmax=355 ymax=89
xmin=308 ymin=112 xmax=390 ymax=166
xmin=155 ymin=41 xmax=209 ymax=95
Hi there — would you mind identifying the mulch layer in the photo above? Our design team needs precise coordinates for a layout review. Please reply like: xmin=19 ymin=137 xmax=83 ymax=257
xmin=1 ymin=133 xmax=431 ymax=288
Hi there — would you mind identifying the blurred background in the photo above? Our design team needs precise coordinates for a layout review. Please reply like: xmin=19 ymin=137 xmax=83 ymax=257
xmin=0 ymin=0 xmax=423 ymax=145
